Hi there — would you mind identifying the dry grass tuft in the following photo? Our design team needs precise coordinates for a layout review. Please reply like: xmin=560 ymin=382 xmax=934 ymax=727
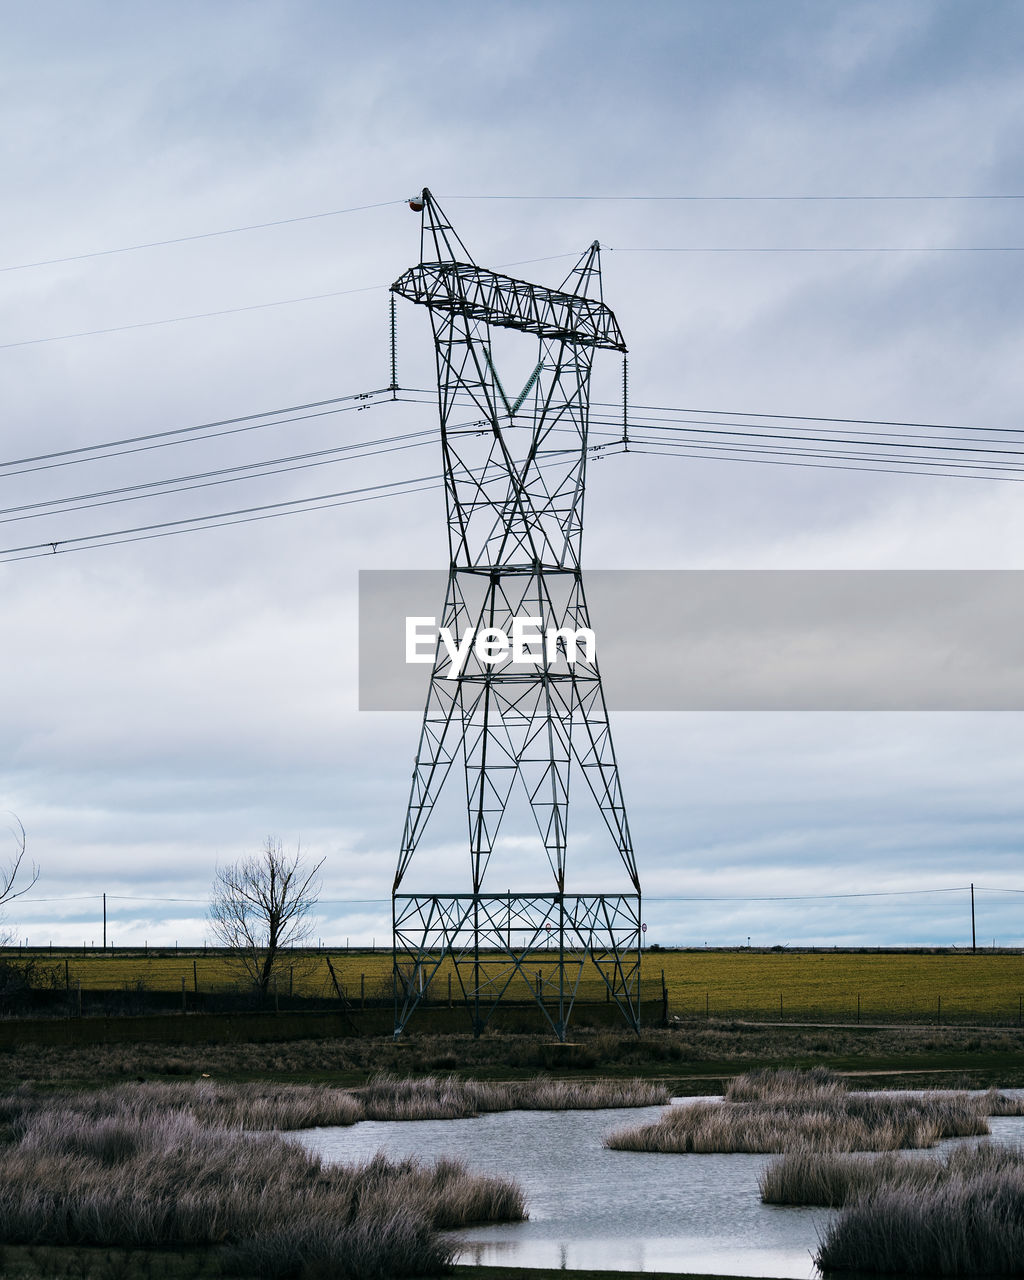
xmin=809 ymin=1145 xmax=1024 ymax=1275
xmin=0 ymin=1103 xmax=525 ymax=1279
xmin=724 ymin=1064 xmax=846 ymax=1104
xmin=762 ymin=1140 xmax=1024 ymax=1207
xmin=0 ymin=1072 xmax=662 ymax=1277
xmin=605 ymin=1068 xmax=992 ymax=1154
xmin=354 ymin=1072 xmax=668 ymax=1120
xmin=1 ymin=1081 xmax=363 ymax=1135
xmin=0 ymin=1073 xmax=667 ymax=1142
xmin=979 ymin=1086 xmax=1024 ymax=1116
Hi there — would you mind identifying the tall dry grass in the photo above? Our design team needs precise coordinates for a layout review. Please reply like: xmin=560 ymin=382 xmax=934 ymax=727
xmin=605 ymin=1068 xmax=995 ymax=1154
xmin=0 ymin=1103 xmax=525 ymax=1279
xmin=354 ymin=1072 xmax=668 ymax=1120
xmin=812 ymin=1145 xmax=1024 ymax=1275
xmin=980 ymin=1086 xmax=1024 ymax=1116
xmin=0 ymin=1081 xmax=362 ymax=1135
xmin=0 ymin=1073 xmax=667 ymax=1142
xmin=761 ymin=1140 xmax=1024 ymax=1207
xmin=724 ymin=1064 xmax=847 ymax=1104
xmin=0 ymin=1073 xmax=661 ymax=1276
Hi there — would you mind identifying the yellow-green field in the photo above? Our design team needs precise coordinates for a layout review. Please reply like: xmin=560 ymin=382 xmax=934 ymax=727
xmin=18 ymin=947 xmax=1024 ymax=1022
xmin=654 ymin=950 xmax=1024 ymax=1021
xmin=24 ymin=950 xmax=645 ymax=1007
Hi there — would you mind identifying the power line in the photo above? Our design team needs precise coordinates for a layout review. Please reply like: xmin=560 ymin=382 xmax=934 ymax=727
xmin=581 ymin=395 xmax=1024 ymax=483
xmin=0 ymin=257 xmax=578 ymax=351
xmin=449 ymin=193 xmax=1024 ymax=203
xmin=0 ymin=429 xmax=437 ymax=527
xmin=0 ymin=436 xmax=605 ymax=563
xmin=8 ymin=425 xmax=1024 ymax=563
xmin=10 ymin=191 xmax=1024 ymax=277
xmin=13 ymin=380 xmax=1024 ymax=564
xmin=0 ymin=472 xmax=445 ymax=563
xmin=648 ymin=887 xmax=970 ymax=902
xmin=7 ymin=246 xmax=1019 ymax=351
xmin=0 ymin=389 xmax=396 ymax=475
xmin=589 ymin=399 xmax=1024 ymax=437
xmin=625 ymin=444 xmax=1024 ymax=485
xmin=0 ymin=283 xmax=387 ymax=350
xmin=589 ymin=414 xmax=1024 ymax=459
xmin=599 ymin=412 xmax=1017 ymax=448
xmin=19 ymin=884 xmax=1024 ymax=906
xmin=1 ymin=199 xmax=407 ymax=274
xmin=612 ymin=430 xmax=1024 ymax=475
xmin=609 ymin=245 xmax=1024 ymax=253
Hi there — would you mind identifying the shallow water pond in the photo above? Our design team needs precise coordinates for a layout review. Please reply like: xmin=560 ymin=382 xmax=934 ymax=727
xmin=297 ymin=1099 xmax=1024 ymax=1279
xmin=299 ymin=1098 xmax=822 ymax=1277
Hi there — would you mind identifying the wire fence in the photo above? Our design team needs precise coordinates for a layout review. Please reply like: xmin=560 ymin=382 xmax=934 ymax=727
xmin=4 ymin=946 xmax=1024 ymax=1026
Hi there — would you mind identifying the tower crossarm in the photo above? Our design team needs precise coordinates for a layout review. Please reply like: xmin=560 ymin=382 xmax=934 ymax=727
xmin=391 ymin=261 xmax=627 ymax=353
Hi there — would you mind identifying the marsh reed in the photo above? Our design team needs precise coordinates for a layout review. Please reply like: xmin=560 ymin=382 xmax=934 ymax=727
xmin=810 ymin=1145 xmax=1024 ymax=1275
xmin=0 ymin=1102 xmax=525 ymax=1279
xmin=605 ymin=1068 xmax=1009 ymax=1154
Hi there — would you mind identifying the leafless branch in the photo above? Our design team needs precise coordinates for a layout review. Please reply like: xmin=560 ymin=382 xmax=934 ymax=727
xmin=2 ymin=814 xmax=39 ymax=907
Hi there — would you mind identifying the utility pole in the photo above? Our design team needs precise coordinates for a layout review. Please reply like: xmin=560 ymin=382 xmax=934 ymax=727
xmin=102 ymin=893 xmax=106 ymax=949
xmin=971 ymin=882 xmax=976 ymax=953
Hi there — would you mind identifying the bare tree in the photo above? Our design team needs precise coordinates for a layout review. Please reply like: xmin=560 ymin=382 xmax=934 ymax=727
xmin=209 ymin=837 xmax=324 ymax=996
xmin=1 ymin=815 xmax=39 ymax=941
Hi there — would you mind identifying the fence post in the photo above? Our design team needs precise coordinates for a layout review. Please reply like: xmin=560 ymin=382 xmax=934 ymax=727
xmin=857 ymin=993 xmax=861 ymax=1024
xmin=937 ymin=995 xmax=942 ymax=1025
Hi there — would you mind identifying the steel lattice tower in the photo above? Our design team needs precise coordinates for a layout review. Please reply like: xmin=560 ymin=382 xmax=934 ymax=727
xmin=391 ymin=189 xmax=640 ymax=1040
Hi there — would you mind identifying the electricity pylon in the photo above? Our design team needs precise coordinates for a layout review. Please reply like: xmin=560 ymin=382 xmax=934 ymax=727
xmin=390 ymin=189 xmax=641 ymax=1040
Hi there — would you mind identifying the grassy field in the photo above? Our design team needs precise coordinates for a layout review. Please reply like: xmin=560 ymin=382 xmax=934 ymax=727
xmin=654 ymin=948 xmax=1024 ymax=1022
xmin=16 ymin=945 xmax=1024 ymax=1023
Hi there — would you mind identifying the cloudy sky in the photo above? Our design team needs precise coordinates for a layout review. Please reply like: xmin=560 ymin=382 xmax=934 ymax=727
xmin=4 ymin=0 xmax=1024 ymax=950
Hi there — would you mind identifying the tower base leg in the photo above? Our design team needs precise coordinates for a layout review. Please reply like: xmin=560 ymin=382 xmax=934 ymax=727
xmin=392 ymin=893 xmax=642 ymax=1041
